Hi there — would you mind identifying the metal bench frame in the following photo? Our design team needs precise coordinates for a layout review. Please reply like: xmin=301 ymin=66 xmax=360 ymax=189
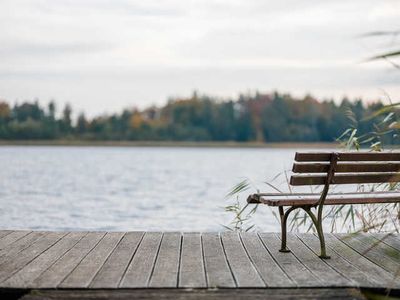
xmin=278 ymin=152 xmax=338 ymax=259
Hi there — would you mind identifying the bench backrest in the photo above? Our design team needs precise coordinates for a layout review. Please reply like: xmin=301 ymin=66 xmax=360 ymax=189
xmin=291 ymin=152 xmax=400 ymax=186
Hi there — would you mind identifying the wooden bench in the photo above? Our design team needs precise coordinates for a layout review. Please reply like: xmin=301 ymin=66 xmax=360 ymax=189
xmin=247 ymin=151 xmax=400 ymax=259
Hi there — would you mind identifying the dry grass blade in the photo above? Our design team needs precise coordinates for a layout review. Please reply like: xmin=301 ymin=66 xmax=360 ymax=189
xmin=225 ymin=179 xmax=251 ymax=198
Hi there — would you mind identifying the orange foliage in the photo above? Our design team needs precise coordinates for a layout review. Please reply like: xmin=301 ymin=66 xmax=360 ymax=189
xmin=130 ymin=111 xmax=143 ymax=129
xmin=0 ymin=101 xmax=10 ymax=119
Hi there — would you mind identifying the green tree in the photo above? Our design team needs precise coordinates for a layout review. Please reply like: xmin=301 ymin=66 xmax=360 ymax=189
xmin=60 ymin=103 xmax=72 ymax=135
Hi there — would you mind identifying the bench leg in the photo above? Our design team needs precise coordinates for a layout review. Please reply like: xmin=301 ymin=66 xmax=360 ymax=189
xmin=279 ymin=206 xmax=295 ymax=253
xmin=304 ymin=207 xmax=330 ymax=259
xmin=279 ymin=206 xmax=330 ymax=259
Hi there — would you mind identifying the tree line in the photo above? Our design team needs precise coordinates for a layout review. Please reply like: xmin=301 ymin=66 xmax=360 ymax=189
xmin=0 ymin=92 xmax=389 ymax=142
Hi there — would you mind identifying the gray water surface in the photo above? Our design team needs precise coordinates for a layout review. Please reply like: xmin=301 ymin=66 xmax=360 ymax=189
xmin=0 ymin=146 xmax=302 ymax=231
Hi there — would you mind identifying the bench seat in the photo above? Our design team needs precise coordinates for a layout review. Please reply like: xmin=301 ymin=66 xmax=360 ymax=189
xmin=248 ymin=191 xmax=400 ymax=206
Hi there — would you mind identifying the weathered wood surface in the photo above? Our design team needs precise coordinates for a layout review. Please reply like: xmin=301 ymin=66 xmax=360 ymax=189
xmin=90 ymin=232 xmax=143 ymax=288
xmin=17 ymin=288 xmax=368 ymax=300
xmin=202 ymin=233 xmax=235 ymax=288
xmin=0 ymin=231 xmax=398 ymax=290
xmin=293 ymin=162 xmax=400 ymax=173
xmin=373 ymin=233 xmax=400 ymax=251
xmin=148 ymin=232 xmax=180 ymax=288
xmin=3 ymin=232 xmax=86 ymax=288
xmin=294 ymin=151 xmax=400 ymax=162
xmin=259 ymin=233 xmax=321 ymax=287
xmin=179 ymin=232 xmax=207 ymax=288
xmin=291 ymin=172 xmax=400 ymax=185
xmin=248 ymin=192 xmax=400 ymax=206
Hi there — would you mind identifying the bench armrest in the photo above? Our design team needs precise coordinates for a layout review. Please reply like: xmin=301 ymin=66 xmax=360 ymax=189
xmin=247 ymin=194 xmax=261 ymax=204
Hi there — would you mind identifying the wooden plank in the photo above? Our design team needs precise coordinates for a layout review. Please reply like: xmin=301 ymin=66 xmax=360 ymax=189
xmin=336 ymin=233 xmax=400 ymax=274
xmin=323 ymin=234 xmax=399 ymax=289
xmin=293 ymin=162 xmax=400 ymax=173
xmin=258 ymin=233 xmax=321 ymax=287
xmin=0 ymin=232 xmax=47 ymax=262
xmin=90 ymin=232 xmax=143 ymax=288
xmin=295 ymin=152 xmax=400 ymax=162
xmin=32 ymin=232 xmax=105 ymax=288
xmin=148 ymin=232 xmax=181 ymax=288
xmin=221 ymin=232 xmax=265 ymax=288
xmin=0 ymin=232 xmax=66 ymax=283
xmin=3 ymin=232 xmax=86 ymax=288
xmin=372 ymin=233 xmax=400 ymax=251
xmin=19 ymin=288 xmax=368 ymax=300
xmin=356 ymin=234 xmax=400 ymax=263
xmin=290 ymin=173 xmax=400 ymax=186
xmin=240 ymin=232 xmax=294 ymax=287
xmin=0 ymin=230 xmax=12 ymax=239
xmin=120 ymin=232 xmax=163 ymax=288
xmin=252 ymin=192 xmax=400 ymax=206
xmin=59 ymin=232 xmax=124 ymax=288
xmin=202 ymin=233 xmax=236 ymax=288
xmin=178 ymin=233 xmax=207 ymax=288
xmin=284 ymin=233 xmax=350 ymax=287
xmin=0 ymin=231 xmax=31 ymax=250
xmin=1 ymin=230 xmax=399 ymax=291
xmin=297 ymin=233 xmax=379 ymax=287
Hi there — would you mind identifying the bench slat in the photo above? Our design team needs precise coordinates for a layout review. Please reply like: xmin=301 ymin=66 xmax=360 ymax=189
xmin=290 ymin=173 xmax=400 ymax=185
xmin=295 ymin=152 xmax=400 ymax=162
xmin=248 ymin=192 xmax=400 ymax=207
xmin=292 ymin=163 xmax=400 ymax=173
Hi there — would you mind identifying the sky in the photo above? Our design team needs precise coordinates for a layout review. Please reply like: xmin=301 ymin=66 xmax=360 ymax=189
xmin=0 ymin=0 xmax=399 ymax=116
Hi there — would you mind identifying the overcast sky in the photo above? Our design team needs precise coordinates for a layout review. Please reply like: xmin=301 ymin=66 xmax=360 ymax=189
xmin=0 ymin=0 xmax=399 ymax=116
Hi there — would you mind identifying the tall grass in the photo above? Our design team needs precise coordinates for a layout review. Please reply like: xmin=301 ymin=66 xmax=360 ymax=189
xmin=223 ymin=179 xmax=258 ymax=232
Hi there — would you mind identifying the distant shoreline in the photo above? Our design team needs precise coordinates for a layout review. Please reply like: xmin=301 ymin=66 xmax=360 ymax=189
xmin=0 ymin=140 xmax=339 ymax=148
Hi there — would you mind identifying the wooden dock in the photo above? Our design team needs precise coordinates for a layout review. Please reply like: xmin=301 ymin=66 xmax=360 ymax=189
xmin=0 ymin=230 xmax=399 ymax=299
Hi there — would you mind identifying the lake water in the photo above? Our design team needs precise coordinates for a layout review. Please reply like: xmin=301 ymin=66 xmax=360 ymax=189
xmin=0 ymin=146 xmax=319 ymax=232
